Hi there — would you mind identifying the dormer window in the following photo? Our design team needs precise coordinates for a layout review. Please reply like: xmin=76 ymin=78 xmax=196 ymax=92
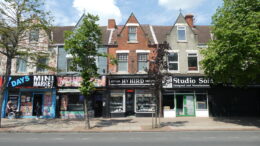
xmin=128 ymin=26 xmax=137 ymax=42
xmin=177 ymin=26 xmax=186 ymax=41
xmin=29 ymin=29 xmax=39 ymax=42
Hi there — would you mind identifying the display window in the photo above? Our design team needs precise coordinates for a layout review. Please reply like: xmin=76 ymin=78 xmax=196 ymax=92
xmin=135 ymin=90 xmax=155 ymax=112
xmin=60 ymin=94 xmax=84 ymax=111
xmin=20 ymin=92 xmax=33 ymax=116
xmin=110 ymin=90 xmax=125 ymax=113
xmin=196 ymin=94 xmax=208 ymax=110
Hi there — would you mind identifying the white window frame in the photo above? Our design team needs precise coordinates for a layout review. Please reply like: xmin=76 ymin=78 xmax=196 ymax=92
xmin=167 ymin=50 xmax=179 ymax=73
xmin=128 ymin=26 xmax=137 ymax=43
xmin=16 ymin=58 xmax=27 ymax=73
xmin=137 ymin=53 xmax=148 ymax=73
xmin=117 ymin=53 xmax=128 ymax=73
xmin=110 ymin=90 xmax=126 ymax=113
xmin=177 ymin=26 xmax=187 ymax=42
xmin=186 ymin=50 xmax=199 ymax=73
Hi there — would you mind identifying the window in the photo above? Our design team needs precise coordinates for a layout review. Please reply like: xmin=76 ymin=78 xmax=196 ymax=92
xmin=136 ymin=90 xmax=155 ymax=112
xmin=188 ymin=53 xmax=198 ymax=71
xmin=16 ymin=58 xmax=27 ymax=73
xmin=110 ymin=90 xmax=125 ymax=113
xmin=117 ymin=53 xmax=128 ymax=72
xmin=128 ymin=26 xmax=137 ymax=42
xmin=177 ymin=26 xmax=186 ymax=41
xmin=29 ymin=29 xmax=39 ymax=42
xmin=37 ymin=58 xmax=48 ymax=72
xmin=168 ymin=52 xmax=178 ymax=71
xmin=196 ymin=94 xmax=208 ymax=109
xmin=138 ymin=53 xmax=148 ymax=72
xmin=67 ymin=58 xmax=74 ymax=72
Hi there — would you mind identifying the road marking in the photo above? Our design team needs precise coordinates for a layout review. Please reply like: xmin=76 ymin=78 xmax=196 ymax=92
xmin=53 ymin=138 xmax=64 ymax=140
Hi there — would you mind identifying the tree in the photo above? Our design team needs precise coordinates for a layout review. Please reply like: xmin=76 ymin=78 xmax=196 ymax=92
xmin=0 ymin=0 xmax=52 ymax=128
xmin=201 ymin=0 xmax=260 ymax=86
xmin=147 ymin=42 xmax=170 ymax=128
xmin=64 ymin=13 xmax=101 ymax=129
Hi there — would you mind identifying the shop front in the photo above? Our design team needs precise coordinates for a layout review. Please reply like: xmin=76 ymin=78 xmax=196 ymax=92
xmin=57 ymin=76 xmax=106 ymax=119
xmin=163 ymin=76 xmax=212 ymax=118
xmin=1 ymin=75 xmax=56 ymax=118
xmin=107 ymin=75 xmax=155 ymax=117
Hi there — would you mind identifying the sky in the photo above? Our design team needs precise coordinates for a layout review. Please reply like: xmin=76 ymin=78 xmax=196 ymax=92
xmin=45 ymin=0 xmax=223 ymax=26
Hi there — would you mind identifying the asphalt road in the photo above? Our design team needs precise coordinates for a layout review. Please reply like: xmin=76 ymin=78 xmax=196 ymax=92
xmin=0 ymin=131 xmax=260 ymax=146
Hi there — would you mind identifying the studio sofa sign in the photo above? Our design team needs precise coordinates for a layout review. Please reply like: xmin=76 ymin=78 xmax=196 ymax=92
xmin=164 ymin=76 xmax=213 ymax=88
xmin=8 ymin=75 xmax=55 ymax=88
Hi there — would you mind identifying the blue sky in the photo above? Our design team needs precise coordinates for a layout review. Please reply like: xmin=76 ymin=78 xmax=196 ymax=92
xmin=45 ymin=0 xmax=223 ymax=26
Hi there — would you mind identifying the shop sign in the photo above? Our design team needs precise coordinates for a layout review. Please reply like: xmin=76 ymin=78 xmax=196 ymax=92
xmin=171 ymin=76 xmax=213 ymax=88
xmin=0 ymin=77 xmax=3 ymax=88
xmin=8 ymin=75 xmax=55 ymax=88
xmin=109 ymin=78 xmax=154 ymax=86
xmin=57 ymin=76 xmax=82 ymax=87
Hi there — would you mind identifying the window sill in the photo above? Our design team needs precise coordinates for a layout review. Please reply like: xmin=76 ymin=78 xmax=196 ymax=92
xmin=136 ymin=71 xmax=147 ymax=74
xmin=177 ymin=40 xmax=187 ymax=43
xmin=187 ymin=71 xmax=200 ymax=73
xmin=168 ymin=70 xmax=180 ymax=73
xmin=127 ymin=41 xmax=138 ymax=44
xmin=115 ymin=71 xmax=129 ymax=74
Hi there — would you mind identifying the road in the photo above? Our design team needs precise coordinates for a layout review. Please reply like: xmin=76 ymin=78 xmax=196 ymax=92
xmin=0 ymin=131 xmax=260 ymax=146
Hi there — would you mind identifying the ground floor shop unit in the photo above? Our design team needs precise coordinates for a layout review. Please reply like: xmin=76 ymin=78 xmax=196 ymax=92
xmin=1 ymin=75 xmax=56 ymax=118
xmin=107 ymin=75 xmax=156 ymax=117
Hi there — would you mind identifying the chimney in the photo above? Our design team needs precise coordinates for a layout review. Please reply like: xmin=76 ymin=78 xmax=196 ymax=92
xmin=185 ymin=14 xmax=194 ymax=27
xmin=108 ymin=19 xmax=116 ymax=29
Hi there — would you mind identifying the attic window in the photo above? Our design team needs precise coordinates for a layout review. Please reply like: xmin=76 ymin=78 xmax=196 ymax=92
xmin=177 ymin=26 xmax=186 ymax=41
xmin=128 ymin=26 xmax=137 ymax=42
xmin=29 ymin=29 xmax=39 ymax=42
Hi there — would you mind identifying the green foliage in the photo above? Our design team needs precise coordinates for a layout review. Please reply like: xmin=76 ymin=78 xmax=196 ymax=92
xmin=64 ymin=13 xmax=102 ymax=96
xmin=201 ymin=0 xmax=260 ymax=86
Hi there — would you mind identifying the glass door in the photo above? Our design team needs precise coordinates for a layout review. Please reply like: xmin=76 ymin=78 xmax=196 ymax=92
xmin=176 ymin=94 xmax=195 ymax=116
xmin=126 ymin=92 xmax=135 ymax=116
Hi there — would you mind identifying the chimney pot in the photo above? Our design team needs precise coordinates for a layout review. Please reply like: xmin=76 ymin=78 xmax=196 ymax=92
xmin=108 ymin=19 xmax=116 ymax=29
xmin=185 ymin=14 xmax=194 ymax=27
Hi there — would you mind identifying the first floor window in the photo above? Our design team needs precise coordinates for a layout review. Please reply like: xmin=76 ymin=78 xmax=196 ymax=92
xmin=177 ymin=26 xmax=186 ymax=41
xmin=16 ymin=58 xmax=27 ymax=73
xmin=168 ymin=52 xmax=178 ymax=71
xmin=67 ymin=58 xmax=74 ymax=72
xmin=196 ymin=94 xmax=208 ymax=109
xmin=188 ymin=53 xmax=198 ymax=71
xmin=117 ymin=53 xmax=128 ymax=72
xmin=37 ymin=57 xmax=48 ymax=72
xmin=128 ymin=26 xmax=137 ymax=42
xmin=138 ymin=53 xmax=148 ymax=72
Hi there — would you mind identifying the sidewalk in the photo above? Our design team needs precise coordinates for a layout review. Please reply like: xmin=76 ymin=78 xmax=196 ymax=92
xmin=1 ymin=117 xmax=260 ymax=133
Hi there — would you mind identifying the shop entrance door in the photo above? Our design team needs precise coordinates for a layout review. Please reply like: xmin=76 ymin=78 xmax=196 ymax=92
xmin=126 ymin=91 xmax=135 ymax=116
xmin=33 ymin=94 xmax=43 ymax=116
xmin=176 ymin=95 xmax=195 ymax=116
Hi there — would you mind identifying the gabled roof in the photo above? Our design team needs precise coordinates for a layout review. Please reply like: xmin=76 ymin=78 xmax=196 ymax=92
xmin=193 ymin=25 xmax=211 ymax=44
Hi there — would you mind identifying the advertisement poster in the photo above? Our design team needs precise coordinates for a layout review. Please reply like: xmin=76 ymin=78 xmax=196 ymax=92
xmin=57 ymin=76 xmax=82 ymax=87
xmin=43 ymin=94 xmax=52 ymax=116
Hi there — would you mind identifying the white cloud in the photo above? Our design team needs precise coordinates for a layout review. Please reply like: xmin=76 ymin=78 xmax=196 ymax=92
xmin=73 ymin=0 xmax=122 ymax=26
xmin=158 ymin=0 xmax=205 ymax=10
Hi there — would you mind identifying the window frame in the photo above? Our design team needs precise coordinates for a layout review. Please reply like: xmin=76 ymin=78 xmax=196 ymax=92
xmin=16 ymin=57 xmax=27 ymax=73
xmin=187 ymin=52 xmax=199 ymax=72
xmin=167 ymin=51 xmax=179 ymax=72
xmin=137 ymin=53 xmax=148 ymax=72
xmin=36 ymin=57 xmax=49 ymax=73
xmin=29 ymin=29 xmax=39 ymax=42
xmin=117 ymin=53 xmax=128 ymax=73
xmin=177 ymin=26 xmax=186 ymax=42
xmin=128 ymin=26 xmax=137 ymax=42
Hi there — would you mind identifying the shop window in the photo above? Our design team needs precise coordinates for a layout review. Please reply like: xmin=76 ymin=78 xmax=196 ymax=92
xmin=136 ymin=90 xmax=155 ymax=112
xmin=37 ymin=57 xmax=49 ymax=72
xmin=163 ymin=95 xmax=175 ymax=109
xmin=16 ymin=57 xmax=27 ymax=73
xmin=128 ymin=26 xmax=137 ymax=42
xmin=188 ymin=53 xmax=198 ymax=71
xmin=60 ymin=94 xmax=84 ymax=111
xmin=196 ymin=94 xmax=207 ymax=109
xmin=177 ymin=26 xmax=186 ymax=41
xmin=117 ymin=53 xmax=128 ymax=72
xmin=20 ymin=92 xmax=33 ymax=116
xmin=29 ymin=29 xmax=39 ymax=42
xmin=138 ymin=53 xmax=148 ymax=72
xmin=168 ymin=52 xmax=178 ymax=71
xmin=110 ymin=90 xmax=124 ymax=113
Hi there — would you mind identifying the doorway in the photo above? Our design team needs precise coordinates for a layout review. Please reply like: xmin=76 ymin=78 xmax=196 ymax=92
xmin=33 ymin=94 xmax=43 ymax=116
xmin=126 ymin=91 xmax=135 ymax=116
xmin=176 ymin=94 xmax=195 ymax=116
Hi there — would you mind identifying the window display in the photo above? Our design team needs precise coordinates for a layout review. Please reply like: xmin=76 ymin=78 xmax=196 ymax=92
xmin=110 ymin=91 xmax=124 ymax=113
xmin=20 ymin=92 xmax=33 ymax=116
xmin=136 ymin=90 xmax=155 ymax=112
xmin=60 ymin=94 xmax=84 ymax=111
xmin=196 ymin=94 xmax=208 ymax=109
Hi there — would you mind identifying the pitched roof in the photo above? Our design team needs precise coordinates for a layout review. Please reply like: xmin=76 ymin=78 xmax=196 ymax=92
xmin=193 ymin=25 xmax=211 ymax=44
xmin=152 ymin=26 xmax=172 ymax=44
xmin=52 ymin=26 xmax=111 ymax=45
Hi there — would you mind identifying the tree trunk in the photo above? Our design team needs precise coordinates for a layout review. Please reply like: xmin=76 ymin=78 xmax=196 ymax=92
xmin=158 ymin=89 xmax=162 ymax=127
xmin=84 ymin=96 xmax=90 ymax=129
xmin=0 ymin=56 xmax=12 ymax=128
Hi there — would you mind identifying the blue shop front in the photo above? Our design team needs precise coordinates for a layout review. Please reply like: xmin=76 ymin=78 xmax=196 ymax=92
xmin=1 ymin=75 xmax=56 ymax=118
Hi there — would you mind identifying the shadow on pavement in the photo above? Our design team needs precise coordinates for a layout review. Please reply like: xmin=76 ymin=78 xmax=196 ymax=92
xmin=161 ymin=121 xmax=188 ymax=127
xmin=212 ymin=117 xmax=260 ymax=128
xmin=93 ymin=119 xmax=136 ymax=128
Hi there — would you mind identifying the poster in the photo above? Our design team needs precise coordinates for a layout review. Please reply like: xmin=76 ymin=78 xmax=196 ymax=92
xmin=43 ymin=93 xmax=52 ymax=116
